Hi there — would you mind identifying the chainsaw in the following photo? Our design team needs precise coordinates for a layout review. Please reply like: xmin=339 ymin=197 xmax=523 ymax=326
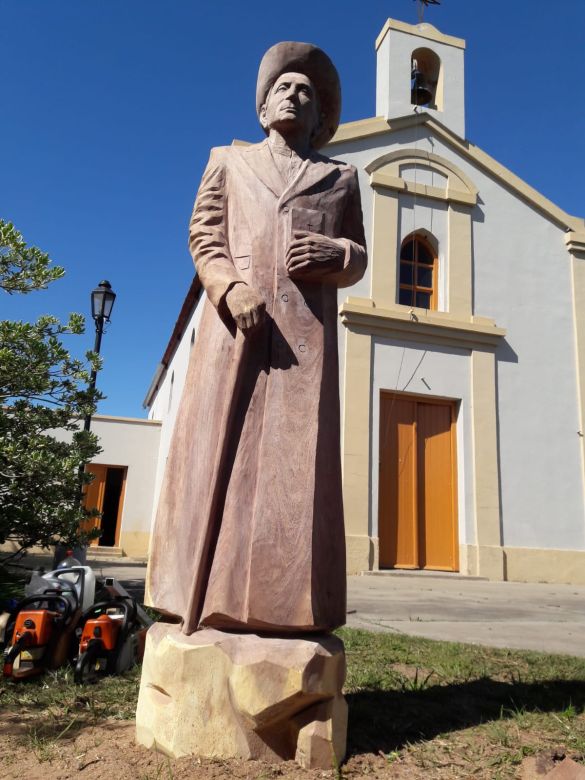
xmin=2 ymin=561 xmax=152 ymax=682
xmin=1 ymin=561 xmax=98 ymax=678
xmin=3 ymin=589 xmax=80 ymax=679
xmin=73 ymin=577 xmax=151 ymax=684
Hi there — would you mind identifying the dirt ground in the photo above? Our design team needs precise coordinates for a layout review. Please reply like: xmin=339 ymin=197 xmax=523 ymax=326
xmin=2 ymin=628 xmax=585 ymax=779
xmin=0 ymin=711 xmax=580 ymax=780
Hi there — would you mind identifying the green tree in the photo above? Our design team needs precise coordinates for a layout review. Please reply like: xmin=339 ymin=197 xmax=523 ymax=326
xmin=0 ymin=220 xmax=101 ymax=560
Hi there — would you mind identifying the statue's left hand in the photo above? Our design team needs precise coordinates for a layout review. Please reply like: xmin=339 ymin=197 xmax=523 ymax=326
xmin=286 ymin=231 xmax=345 ymax=281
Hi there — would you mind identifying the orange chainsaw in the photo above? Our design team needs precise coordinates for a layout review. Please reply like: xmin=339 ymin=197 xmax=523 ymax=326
xmin=74 ymin=597 xmax=147 ymax=684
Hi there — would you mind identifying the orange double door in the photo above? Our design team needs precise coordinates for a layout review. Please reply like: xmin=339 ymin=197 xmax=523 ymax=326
xmin=378 ymin=393 xmax=459 ymax=572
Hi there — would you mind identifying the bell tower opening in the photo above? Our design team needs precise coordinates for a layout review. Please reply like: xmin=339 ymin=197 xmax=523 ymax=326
xmin=375 ymin=19 xmax=466 ymax=137
xmin=411 ymin=47 xmax=442 ymax=109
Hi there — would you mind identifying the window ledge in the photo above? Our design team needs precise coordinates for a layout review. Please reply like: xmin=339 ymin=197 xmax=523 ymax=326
xmin=339 ymin=297 xmax=506 ymax=349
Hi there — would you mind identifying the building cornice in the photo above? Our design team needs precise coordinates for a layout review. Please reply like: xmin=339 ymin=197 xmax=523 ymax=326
xmin=375 ymin=18 xmax=466 ymax=51
xmin=339 ymin=298 xmax=506 ymax=349
xmin=566 ymin=232 xmax=585 ymax=256
xmin=92 ymin=414 xmax=161 ymax=426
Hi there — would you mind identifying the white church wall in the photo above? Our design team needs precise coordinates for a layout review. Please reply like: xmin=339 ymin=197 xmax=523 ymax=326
xmin=147 ymin=292 xmax=207 ymax=527
xmin=333 ymin=125 xmax=585 ymax=556
xmin=470 ymin=180 xmax=584 ymax=551
xmin=418 ymin=132 xmax=585 ymax=552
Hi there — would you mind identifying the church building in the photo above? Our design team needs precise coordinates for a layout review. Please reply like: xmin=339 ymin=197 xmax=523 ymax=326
xmin=102 ymin=19 xmax=585 ymax=585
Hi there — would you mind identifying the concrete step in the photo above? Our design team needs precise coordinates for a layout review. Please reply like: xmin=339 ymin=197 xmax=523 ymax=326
xmin=360 ymin=569 xmax=488 ymax=581
xmin=86 ymin=546 xmax=125 ymax=559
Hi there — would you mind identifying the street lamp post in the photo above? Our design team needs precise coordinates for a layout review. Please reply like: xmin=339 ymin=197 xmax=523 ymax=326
xmin=59 ymin=281 xmax=116 ymax=567
xmin=84 ymin=280 xmax=117 ymax=433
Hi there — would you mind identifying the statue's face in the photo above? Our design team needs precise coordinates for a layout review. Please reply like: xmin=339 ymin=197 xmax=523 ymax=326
xmin=260 ymin=72 xmax=320 ymax=141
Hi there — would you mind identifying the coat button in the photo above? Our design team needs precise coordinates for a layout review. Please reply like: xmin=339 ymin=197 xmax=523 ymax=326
xmin=281 ymin=293 xmax=288 ymax=302
xmin=283 ymin=207 xmax=289 ymax=214
xmin=299 ymin=344 xmax=306 ymax=353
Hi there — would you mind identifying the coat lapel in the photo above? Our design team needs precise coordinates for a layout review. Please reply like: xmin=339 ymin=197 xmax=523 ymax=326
xmin=238 ymin=143 xmax=340 ymax=206
xmin=280 ymin=153 xmax=338 ymax=206
xmin=239 ymin=141 xmax=284 ymax=199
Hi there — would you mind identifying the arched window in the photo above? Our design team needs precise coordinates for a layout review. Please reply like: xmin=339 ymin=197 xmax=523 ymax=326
xmin=398 ymin=233 xmax=437 ymax=310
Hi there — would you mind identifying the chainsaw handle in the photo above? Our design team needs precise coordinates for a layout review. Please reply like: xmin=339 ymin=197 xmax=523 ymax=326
xmin=13 ymin=593 xmax=73 ymax=621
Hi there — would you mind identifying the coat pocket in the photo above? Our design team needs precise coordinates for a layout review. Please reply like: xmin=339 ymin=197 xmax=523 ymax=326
xmin=291 ymin=207 xmax=325 ymax=235
xmin=235 ymin=255 xmax=251 ymax=270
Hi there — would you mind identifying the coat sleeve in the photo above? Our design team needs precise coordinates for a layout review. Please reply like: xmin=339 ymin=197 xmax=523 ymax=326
xmin=189 ymin=147 xmax=245 ymax=310
xmin=330 ymin=165 xmax=367 ymax=288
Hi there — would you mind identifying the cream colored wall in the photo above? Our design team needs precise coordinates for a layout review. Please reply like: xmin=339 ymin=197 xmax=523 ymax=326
xmin=460 ymin=545 xmax=585 ymax=586
xmin=568 ymin=234 xmax=585 ymax=521
xmin=54 ymin=415 xmax=161 ymax=558
xmin=341 ymin=325 xmax=374 ymax=574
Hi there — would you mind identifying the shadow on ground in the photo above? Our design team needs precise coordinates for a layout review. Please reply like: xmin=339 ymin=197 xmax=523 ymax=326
xmin=347 ymin=678 xmax=585 ymax=756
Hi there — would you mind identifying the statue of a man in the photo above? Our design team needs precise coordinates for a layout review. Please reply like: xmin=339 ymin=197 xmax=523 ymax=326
xmin=146 ymin=42 xmax=367 ymax=635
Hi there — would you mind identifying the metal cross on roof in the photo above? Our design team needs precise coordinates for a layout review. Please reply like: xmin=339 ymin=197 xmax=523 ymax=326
xmin=414 ymin=0 xmax=441 ymax=22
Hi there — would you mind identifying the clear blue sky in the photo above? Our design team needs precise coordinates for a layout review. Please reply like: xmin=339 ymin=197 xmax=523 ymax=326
xmin=2 ymin=0 xmax=584 ymax=418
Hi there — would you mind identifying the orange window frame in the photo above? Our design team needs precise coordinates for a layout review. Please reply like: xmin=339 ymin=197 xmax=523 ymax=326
xmin=398 ymin=234 xmax=438 ymax=310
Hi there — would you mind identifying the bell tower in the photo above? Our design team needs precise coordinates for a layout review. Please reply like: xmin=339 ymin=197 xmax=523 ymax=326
xmin=375 ymin=18 xmax=466 ymax=138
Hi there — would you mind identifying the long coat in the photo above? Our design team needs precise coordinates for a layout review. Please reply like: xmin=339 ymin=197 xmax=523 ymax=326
xmin=145 ymin=139 xmax=367 ymax=635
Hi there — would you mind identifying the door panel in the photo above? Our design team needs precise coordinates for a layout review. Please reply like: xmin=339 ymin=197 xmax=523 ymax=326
xmin=417 ymin=403 xmax=456 ymax=570
xmin=379 ymin=398 xmax=418 ymax=568
xmin=379 ymin=394 xmax=458 ymax=572
xmin=82 ymin=464 xmax=107 ymax=545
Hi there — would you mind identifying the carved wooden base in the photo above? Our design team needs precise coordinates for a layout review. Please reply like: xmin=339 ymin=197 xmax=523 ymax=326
xmin=135 ymin=623 xmax=347 ymax=769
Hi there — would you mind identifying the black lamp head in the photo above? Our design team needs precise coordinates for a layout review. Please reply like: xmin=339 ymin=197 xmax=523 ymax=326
xmin=91 ymin=280 xmax=116 ymax=322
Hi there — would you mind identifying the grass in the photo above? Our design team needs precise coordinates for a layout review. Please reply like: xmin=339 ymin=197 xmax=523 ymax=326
xmin=339 ymin=627 xmax=585 ymax=775
xmin=1 ymin=628 xmax=585 ymax=777
xmin=0 ymin=664 xmax=140 ymax=722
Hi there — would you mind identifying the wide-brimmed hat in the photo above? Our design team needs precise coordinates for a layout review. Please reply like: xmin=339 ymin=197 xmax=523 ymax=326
xmin=256 ymin=42 xmax=341 ymax=149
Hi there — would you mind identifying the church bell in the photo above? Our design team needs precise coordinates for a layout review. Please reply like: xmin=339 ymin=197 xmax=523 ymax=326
xmin=411 ymin=60 xmax=434 ymax=106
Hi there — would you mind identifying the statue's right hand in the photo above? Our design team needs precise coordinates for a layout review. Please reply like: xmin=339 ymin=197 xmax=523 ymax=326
xmin=225 ymin=283 xmax=266 ymax=334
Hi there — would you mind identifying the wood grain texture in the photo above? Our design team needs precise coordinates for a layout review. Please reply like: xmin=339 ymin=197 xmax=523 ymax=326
xmin=146 ymin=139 xmax=367 ymax=634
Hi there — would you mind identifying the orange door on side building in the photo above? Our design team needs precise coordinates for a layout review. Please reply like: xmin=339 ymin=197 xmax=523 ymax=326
xmin=82 ymin=464 xmax=127 ymax=547
xmin=378 ymin=393 xmax=459 ymax=571
xmin=83 ymin=464 xmax=107 ymax=546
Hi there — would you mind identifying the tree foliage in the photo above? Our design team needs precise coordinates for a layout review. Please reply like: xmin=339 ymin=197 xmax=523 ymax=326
xmin=0 ymin=220 xmax=65 ymax=294
xmin=0 ymin=220 xmax=102 ymax=556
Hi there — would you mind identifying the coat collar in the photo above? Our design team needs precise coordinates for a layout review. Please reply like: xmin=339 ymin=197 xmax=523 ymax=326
xmin=239 ymin=140 xmax=337 ymax=205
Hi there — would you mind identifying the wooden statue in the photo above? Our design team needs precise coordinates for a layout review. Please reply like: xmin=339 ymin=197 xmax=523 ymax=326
xmin=146 ymin=42 xmax=367 ymax=635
